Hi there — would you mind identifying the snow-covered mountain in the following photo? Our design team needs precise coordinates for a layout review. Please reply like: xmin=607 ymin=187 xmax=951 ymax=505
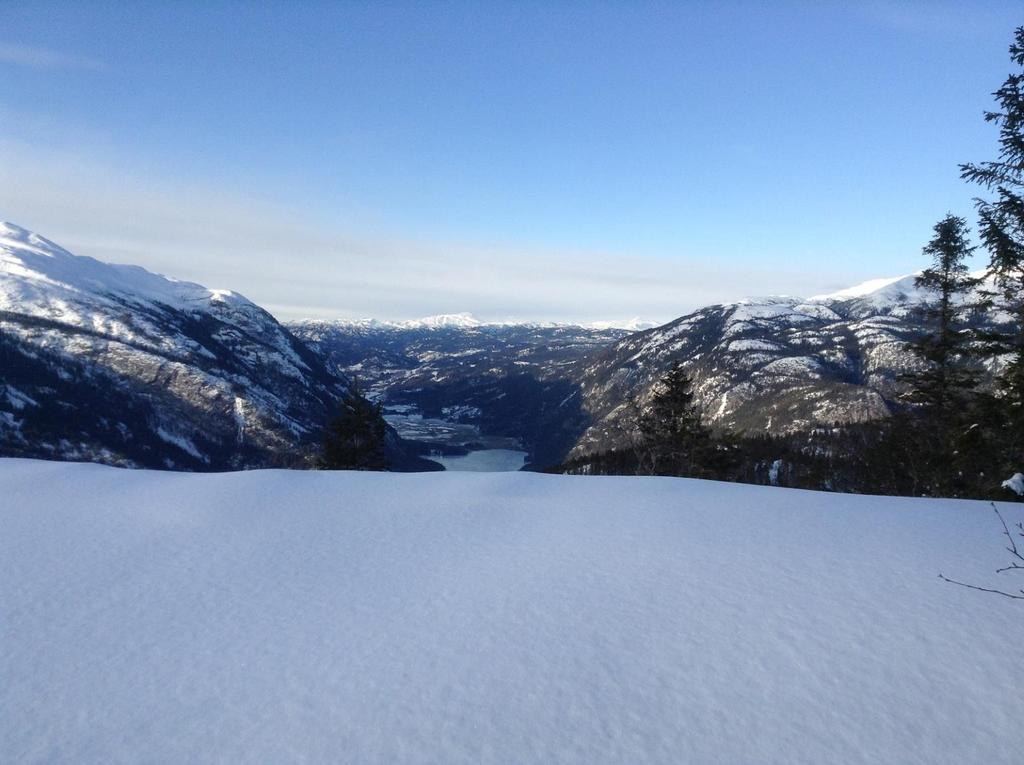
xmin=0 ymin=222 xmax=355 ymax=469
xmin=337 ymin=312 xmax=486 ymax=331
xmin=585 ymin=317 xmax=657 ymax=332
xmin=2 ymin=219 xmax=1005 ymax=472
xmin=567 ymin=273 xmax=1002 ymax=458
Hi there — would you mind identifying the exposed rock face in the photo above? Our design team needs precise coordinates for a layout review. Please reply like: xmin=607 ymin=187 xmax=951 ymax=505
xmin=0 ymin=222 xmax=349 ymax=469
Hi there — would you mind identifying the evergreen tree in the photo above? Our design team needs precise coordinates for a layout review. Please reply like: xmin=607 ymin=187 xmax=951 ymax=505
xmin=322 ymin=382 xmax=389 ymax=471
xmin=895 ymin=214 xmax=980 ymax=494
xmin=904 ymin=214 xmax=979 ymax=411
xmin=960 ymin=27 xmax=1024 ymax=476
xmin=636 ymin=362 xmax=714 ymax=477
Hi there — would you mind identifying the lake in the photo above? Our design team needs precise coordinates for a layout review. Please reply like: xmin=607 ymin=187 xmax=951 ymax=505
xmin=384 ymin=410 xmax=528 ymax=472
xmin=433 ymin=448 xmax=528 ymax=472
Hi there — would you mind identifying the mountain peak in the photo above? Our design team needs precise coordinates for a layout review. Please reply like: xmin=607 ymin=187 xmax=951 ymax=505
xmin=808 ymin=275 xmax=915 ymax=302
xmin=585 ymin=318 xmax=657 ymax=331
xmin=0 ymin=221 xmax=255 ymax=318
xmin=401 ymin=312 xmax=483 ymax=329
xmin=0 ymin=221 xmax=31 ymax=240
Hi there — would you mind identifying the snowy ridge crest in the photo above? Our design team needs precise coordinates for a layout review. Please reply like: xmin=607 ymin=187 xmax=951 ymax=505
xmin=0 ymin=221 xmax=255 ymax=321
xmin=295 ymin=312 xmax=656 ymax=332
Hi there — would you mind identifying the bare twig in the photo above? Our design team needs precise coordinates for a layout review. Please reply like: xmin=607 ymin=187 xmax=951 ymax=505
xmin=938 ymin=573 xmax=1024 ymax=600
xmin=994 ymin=563 xmax=1024 ymax=573
xmin=993 ymin=502 xmax=1024 ymax=563
xmin=939 ymin=503 xmax=1024 ymax=601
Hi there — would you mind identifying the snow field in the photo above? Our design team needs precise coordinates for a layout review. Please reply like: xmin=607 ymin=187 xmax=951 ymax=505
xmin=1 ymin=458 xmax=1021 ymax=764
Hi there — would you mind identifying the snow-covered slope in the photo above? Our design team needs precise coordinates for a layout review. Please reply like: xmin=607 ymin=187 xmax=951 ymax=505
xmin=1 ymin=457 xmax=1020 ymax=764
xmin=811 ymin=270 xmax=994 ymax=316
xmin=809 ymin=273 xmax=918 ymax=302
xmin=0 ymin=222 xmax=349 ymax=469
xmin=1 ymin=222 xmax=256 ymax=322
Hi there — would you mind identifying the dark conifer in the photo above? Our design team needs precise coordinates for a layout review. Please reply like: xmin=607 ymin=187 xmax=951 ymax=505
xmin=960 ymin=27 xmax=1024 ymax=476
xmin=322 ymin=382 xmax=389 ymax=471
xmin=890 ymin=215 xmax=981 ymax=494
xmin=637 ymin=362 xmax=714 ymax=477
xmin=904 ymin=214 xmax=979 ymax=412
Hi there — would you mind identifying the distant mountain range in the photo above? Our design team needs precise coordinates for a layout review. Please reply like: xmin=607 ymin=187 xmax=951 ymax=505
xmin=292 ymin=274 xmax=1003 ymax=468
xmin=327 ymin=312 xmax=657 ymax=332
xmin=2 ymin=221 xmax=1002 ymax=471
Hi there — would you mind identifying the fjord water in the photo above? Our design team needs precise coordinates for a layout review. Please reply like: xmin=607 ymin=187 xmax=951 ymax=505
xmin=434 ymin=448 xmax=528 ymax=472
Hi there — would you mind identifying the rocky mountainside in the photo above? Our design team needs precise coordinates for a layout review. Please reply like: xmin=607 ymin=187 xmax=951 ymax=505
xmin=0 ymin=222 xmax=398 ymax=470
xmin=567 ymin=274 xmax=1001 ymax=458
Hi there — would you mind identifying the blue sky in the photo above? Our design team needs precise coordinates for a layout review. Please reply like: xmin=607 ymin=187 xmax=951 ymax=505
xmin=1 ymin=1 xmax=1021 ymax=322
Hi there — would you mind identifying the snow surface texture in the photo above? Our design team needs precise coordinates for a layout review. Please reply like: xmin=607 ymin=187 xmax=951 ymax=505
xmin=2 ymin=458 xmax=1021 ymax=764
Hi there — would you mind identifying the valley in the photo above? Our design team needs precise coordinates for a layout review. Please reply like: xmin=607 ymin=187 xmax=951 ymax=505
xmin=291 ymin=275 xmax=1006 ymax=470
xmin=289 ymin=317 xmax=630 ymax=469
xmin=1 ymin=221 xmax=1006 ymax=474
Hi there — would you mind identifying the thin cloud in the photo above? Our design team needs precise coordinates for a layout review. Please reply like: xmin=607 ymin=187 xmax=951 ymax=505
xmin=856 ymin=1 xmax=1018 ymax=40
xmin=0 ymin=42 xmax=105 ymax=72
xmin=0 ymin=137 xmax=854 ymax=325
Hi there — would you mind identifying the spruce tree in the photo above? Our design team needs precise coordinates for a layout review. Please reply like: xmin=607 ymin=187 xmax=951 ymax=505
xmin=322 ymin=383 xmax=389 ymax=471
xmin=637 ymin=362 xmax=714 ymax=477
xmin=960 ymin=27 xmax=1024 ymax=477
xmin=882 ymin=216 xmax=981 ymax=497
xmin=905 ymin=215 xmax=979 ymax=409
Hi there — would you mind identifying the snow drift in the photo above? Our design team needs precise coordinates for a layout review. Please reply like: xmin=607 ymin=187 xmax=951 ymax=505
xmin=1 ymin=458 xmax=1021 ymax=764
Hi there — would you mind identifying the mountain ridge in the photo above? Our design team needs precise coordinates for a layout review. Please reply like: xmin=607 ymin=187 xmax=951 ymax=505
xmin=292 ymin=313 xmax=658 ymax=332
xmin=566 ymin=271 xmax=1003 ymax=459
xmin=1 ymin=222 xmax=355 ymax=469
